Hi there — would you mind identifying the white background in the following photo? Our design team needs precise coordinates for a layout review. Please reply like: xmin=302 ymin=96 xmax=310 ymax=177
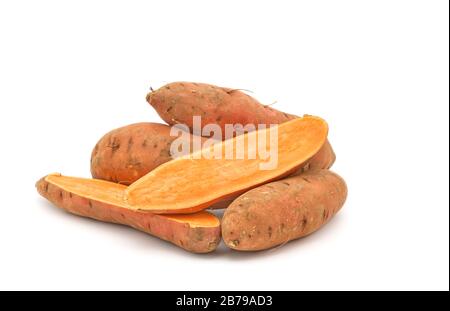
xmin=0 ymin=0 xmax=448 ymax=291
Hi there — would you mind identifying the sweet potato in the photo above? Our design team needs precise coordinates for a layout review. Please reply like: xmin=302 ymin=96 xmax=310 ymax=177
xmin=90 ymin=122 xmax=206 ymax=185
xmin=125 ymin=116 xmax=329 ymax=214
xmin=146 ymin=82 xmax=295 ymax=131
xmin=36 ymin=174 xmax=221 ymax=253
xmin=146 ymin=81 xmax=335 ymax=171
xmin=221 ymin=170 xmax=347 ymax=251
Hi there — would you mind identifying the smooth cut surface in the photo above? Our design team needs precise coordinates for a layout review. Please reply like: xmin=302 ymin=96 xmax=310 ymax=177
xmin=44 ymin=174 xmax=220 ymax=228
xmin=126 ymin=116 xmax=328 ymax=213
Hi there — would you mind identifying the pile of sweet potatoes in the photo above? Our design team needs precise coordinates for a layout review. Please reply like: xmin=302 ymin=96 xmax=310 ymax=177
xmin=37 ymin=81 xmax=347 ymax=253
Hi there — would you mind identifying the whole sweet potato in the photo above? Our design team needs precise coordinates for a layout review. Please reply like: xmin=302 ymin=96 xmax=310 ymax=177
xmin=147 ymin=82 xmax=295 ymax=131
xmin=221 ymin=170 xmax=347 ymax=251
xmin=146 ymin=82 xmax=335 ymax=170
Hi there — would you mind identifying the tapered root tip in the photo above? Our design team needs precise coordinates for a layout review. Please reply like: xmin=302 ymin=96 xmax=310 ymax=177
xmin=146 ymin=92 xmax=153 ymax=103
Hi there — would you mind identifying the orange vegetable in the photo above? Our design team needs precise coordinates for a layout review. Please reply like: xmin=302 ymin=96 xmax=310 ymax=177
xmin=36 ymin=174 xmax=221 ymax=253
xmin=222 ymin=170 xmax=348 ymax=251
xmin=91 ymin=122 xmax=208 ymax=185
xmin=147 ymin=81 xmax=335 ymax=171
xmin=126 ymin=116 xmax=328 ymax=213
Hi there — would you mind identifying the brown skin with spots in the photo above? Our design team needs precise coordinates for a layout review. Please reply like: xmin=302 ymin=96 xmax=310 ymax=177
xmin=146 ymin=82 xmax=335 ymax=172
xmin=221 ymin=170 xmax=347 ymax=251
xmin=147 ymin=82 xmax=295 ymax=131
xmin=91 ymin=122 xmax=207 ymax=185
xmin=36 ymin=175 xmax=221 ymax=253
xmin=293 ymin=140 xmax=336 ymax=175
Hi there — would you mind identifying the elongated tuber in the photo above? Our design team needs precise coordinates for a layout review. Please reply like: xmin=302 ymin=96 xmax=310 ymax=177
xmin=146 ymin=81 xmax=335 ymax=171
xmin=126 ymin=116 xmax=329 ymax=213
xmin=36 ymin=174 xmax=221 ymax=253
xmin=222 ymin=170 xmax=347 ymax=251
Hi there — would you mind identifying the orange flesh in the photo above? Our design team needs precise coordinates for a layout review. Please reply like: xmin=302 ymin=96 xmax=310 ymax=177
xmin=44 ymin=174 xmax=219 ymax=227
xmin=126 ymin=116 xmax=328 ymax=213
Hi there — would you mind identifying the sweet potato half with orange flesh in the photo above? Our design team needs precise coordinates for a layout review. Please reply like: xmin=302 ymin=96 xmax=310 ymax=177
xmin=36 ymin=174 xmax=221 ymax=253
xmin=125 ymin=116 xmax=329 ymax=214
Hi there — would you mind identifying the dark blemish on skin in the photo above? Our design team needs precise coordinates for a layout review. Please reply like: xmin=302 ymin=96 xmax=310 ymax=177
xmin=108 ymin=137 xmax=120 ymax=154
xmin=301 ymin=218 xmax=307 ymax=231
xmin=216 ymin=116 xmax=222 ymax=122
xmin=127 ymin=137 xmax=133 ymax=152
xmin=231 ymin=239 xmax=240 ymax=246
xmin=268 ymin=226 xmax=272 ymax=238
xmin=166 ymin=106 xmax=173 ymax=113
xmin=142 ymin=139 xmax=147 ymax=147
xmin=281 ymin=223 xmax=285 ymax=231
xmin=153 ymin=143 xmax=158 ymax=148
xmin=44 ymin=183 xmax=49 ymax=193
xmin=322 ymin=210 xmax=328 ymax=221
xmin=88 ymin=200 xmax=93 ymax=209
xmin=59 ymin=191 xmax=63 ymax=199
xmin=302 ymin=177 xmax=312 ymax=183
xmin=248 ymin=234 xmax=252 ymax=239
xmin=282 ymin=181 xmax=290 ymax=186
xmin=121 ymin=213 xmax=125 ymax=218
xmin=159 ymin=145 xmax=170 ymax=156
xmin=193 ymin=83 xmax=199 ymax=86
xmin=179 ymin=240 xmax=184 ymax=246
xmin=166 ymin=85 xmax=171 ymax=90
xmin=283 ymin=113 xmax=290 ymax=119
xmin=69 ymin=192 xmax=72 ymax=199
xmin=147 ymin=223 xmax=152 ymax=230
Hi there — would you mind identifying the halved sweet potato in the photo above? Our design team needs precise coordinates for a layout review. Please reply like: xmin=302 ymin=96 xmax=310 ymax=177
xmin=126 ymin=116 xmax=329 ymax=214
xmin=36 ymin=174 xmax=221 ymax=253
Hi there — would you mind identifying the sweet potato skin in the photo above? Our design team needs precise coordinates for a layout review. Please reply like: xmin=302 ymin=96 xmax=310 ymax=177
xmin=91 ymin=123 xmax=207 ymax=185
xmin=147 ymin=82 xmax=335 ymax=171
xmin=91 ymin=123 xmax=174 ymax=185
xmin=147 ymin=82 xmax=295 ymax=130
xmin=294 ymin=140 xmax=336 ymax=173
xmin=36 ymin=176 xmax=221 ymax=253
xmin=221 ymin=170 xmax=347 ymax=251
